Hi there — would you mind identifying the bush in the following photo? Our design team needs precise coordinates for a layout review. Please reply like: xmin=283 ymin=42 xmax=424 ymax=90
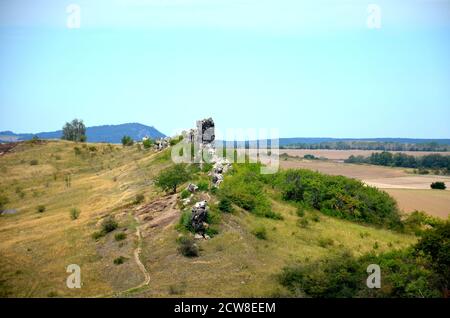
xmin=252 ymin=226 xmax=267 ymax=240
xmin=275 ymin=169 xmax=402 ymax=229
xmin=296 ymin=206 xmax=305 ymax=217
xmin=134 ymin=193 xmax=145 ymax=205
xmin=403 ymin=211 xmax=442 ymax=235
xmin=177 ymin=210 xmax=194 ymax=233
xmin=298 ymin=218 xmax=309 ymax=228
xmin=180 ymin=189 xmax=190 ymax=199
xmin=114 ymin=232 xmax=127 ymax=241
xmin=218 ymin=197 xmax=233 ymax=213
xmin=73 ymin=147 xmax=82 ymax=155
xmin=121 ymin=136 xmax=134 ymax=146
xmin=29 ymin=159 xmax=39 ymax=166
xmin=142 ymin=138 xmax=154 ymax=149
xmin=430 ymin=182 xmax=446 ymax=190
xmin=113 ymin=256 xmax=128 ymax=265
xmin=70 ymin=208 xmax=80 ymax=220
xmin=278 ymin=249 xmax=442 ymax=298
xmin=101 ymin=216 xmax=118 ymax=233
xmin=318 ymin=237 xmax=334 ymax=248
xmin=0 ymin=194 xmax=9 ymax=211
xmin=177 ymin=236 xmax=199 ymax=257
xmin=36 ymin=205 xmax=46 ymax=213
xmin=197 ymin=180 xmax=209 ymax=192
xmin=91 ymin=231 xmax=104 ymax=240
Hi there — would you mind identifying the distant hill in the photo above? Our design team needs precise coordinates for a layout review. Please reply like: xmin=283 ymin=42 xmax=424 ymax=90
xmin=0 ymin=123 xmax=166 ymax=144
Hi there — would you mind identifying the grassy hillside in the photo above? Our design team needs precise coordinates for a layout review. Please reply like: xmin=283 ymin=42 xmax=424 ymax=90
xmin=0 ymin=140 xmax=417 ymax=297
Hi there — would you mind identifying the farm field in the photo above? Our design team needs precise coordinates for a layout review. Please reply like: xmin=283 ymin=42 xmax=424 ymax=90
xmin=281 ymin=149 xmax=447 ymax=161
xmin=280 ymin=158 xmax=450 ymax=218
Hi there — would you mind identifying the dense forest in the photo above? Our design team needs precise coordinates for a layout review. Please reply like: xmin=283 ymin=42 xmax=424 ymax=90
xmin=345 ymin=152 xmax=450 ymax=175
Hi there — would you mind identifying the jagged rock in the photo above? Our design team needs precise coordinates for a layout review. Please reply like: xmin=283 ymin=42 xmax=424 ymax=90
xmin=187 ymin=183 xmax=198 ymax=193
xmin=191 ymin=200 xmax=208 ymax=235
xmin=212 ymin=173 xmax=224 ymax=186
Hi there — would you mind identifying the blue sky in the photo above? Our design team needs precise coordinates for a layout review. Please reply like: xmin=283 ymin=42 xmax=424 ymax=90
xmin=0 ymin=0 xmax=449 ymax=138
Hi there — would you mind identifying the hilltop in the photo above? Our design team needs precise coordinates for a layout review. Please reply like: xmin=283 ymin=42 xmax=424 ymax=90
xmin=0 ymin=139 xmax=428 ymax=297
xmin=0 ymin=123 xmax=166 ymax=144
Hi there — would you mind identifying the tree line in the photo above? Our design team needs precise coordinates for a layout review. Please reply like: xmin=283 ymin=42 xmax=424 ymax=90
xmin=345 ymin=151 xmax=450 ymax=174
xmin=282 ymin=141 xmax=450 ymax=152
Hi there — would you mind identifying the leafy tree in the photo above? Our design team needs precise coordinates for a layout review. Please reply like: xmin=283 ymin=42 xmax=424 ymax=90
xmin=430 ymin=182 xmax=446 ymax=190
xmin=155 ymin=164 xmax=191 ymax=193
xmin=142 ymin=138 xmax=154 ymax=149
xmin=62 ymin=119 xmax=86 ymax=142
xmin=121 ymin=135 xmax=134 ymax=146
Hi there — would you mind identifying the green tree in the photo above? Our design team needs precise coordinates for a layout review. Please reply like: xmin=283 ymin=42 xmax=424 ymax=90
xmin=142 ymin=138 xmax=154 ymax=149
xmin=62 ymin=119 xmax=86 ymax=142
xmin=121 ymin=136 xmax=134 ymax=146
xmin=155 ymin=164 xmax=191 ymax=193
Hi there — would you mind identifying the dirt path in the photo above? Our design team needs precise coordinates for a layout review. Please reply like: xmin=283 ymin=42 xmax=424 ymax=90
xmin=133 ymin=216 xmax=151 ymax=288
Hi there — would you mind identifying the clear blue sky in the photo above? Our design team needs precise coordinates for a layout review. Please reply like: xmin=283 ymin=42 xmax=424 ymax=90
xmin=1 ymin=0 xmax=449 ymax=138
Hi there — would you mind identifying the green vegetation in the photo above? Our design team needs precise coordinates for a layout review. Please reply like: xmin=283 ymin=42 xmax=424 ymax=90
xmin=155 ymin=164 xmax=191 ymax=193
xmin=62 ymin=119 xmax=86 ymax=142
xmin=113 ymin=256 xmax=128 ymax=265
xmin=430 ymin=182 xmax=446 ymax=190
xmin=266 ymin=169 xmax=402 ymax=229
xmin=219 ymin=164 xmax=282 ymax=220
xmin=0 ymin=194 xmax=9 ymax=211
xmin=142 ymin=138 xmax=154 ymax=149
xmin=36 ymin=205 xmax=46 ymax=213
xmin=346 ymin=152 xmax=450 ymax=175
xmin=252 ymin=226 xmax=267 ymax=240
xmin=197 ymin=180 xmax=209 ymax=191
xmin=278 ymin=221 xmax=450 ymax=298
xmin=283 ymin=140 xmax=450 ymax=152
xmin=218 ymin=197 xmax=233 ymax=213
xmin=101 ymin=216 xmax=118 ymax=233
xmin=177 ymin=236 xmax=199 ymax=257
xmin=114 ymin=232 xmax=127 ymax=241
xmin=70 ymin=208 xmax=80 ymax=220
xmin=29 ymin=159 xmax=38 ymax=166
xmin=180 ymin=189 xmax=190 ymax=199
xmin=133 ymin=193 xmax=145 ymax=205
xmin=121 ymin=136 xmax=134 ymax=146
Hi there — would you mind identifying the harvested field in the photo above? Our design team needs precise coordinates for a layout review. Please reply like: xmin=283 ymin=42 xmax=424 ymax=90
xmin=281 ymin=149 xmax=447 ymax=161
xmin=384 ymin=189 xmax=450 ymax=218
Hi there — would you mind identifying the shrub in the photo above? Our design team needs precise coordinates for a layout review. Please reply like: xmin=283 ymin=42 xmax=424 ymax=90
xmin=70 ymin=208 xmax=80 ymax=220
xmin=114 ymin=232 xmax=127 ymax=241
xmin=177 ymin=210 xmax=194 ymax=233
xmin=36 ymin=205 xmax=46 ymax=213
xmin=92 ymin=231 xmax=104 ymax=240
xmin=29 ymin=159 xmax=39 ymax=166
xmin=403 ymin=211 xmax=442 ymax=235
xmin=197 ymin=180 xmax=209 ymax=192
xmin=180 ymin=189 xmax=190 ymax=199
xmin=310 ymin=213 xmax=320 ymax=222
xmin=430 ymin=182 xmax=446 ymax=190
xmin=101 ymin=216 xmax=118 ymax=233
xmin=133 ymin=193 xmax=145 ymax=205
xmin=143 ymin=138 xmax=154 ymax=149
xmin=296 ymin=206 xmax=305 ymax=217
xmin=113 ymin=256 xmax=127 ymax=265
xmin=218 ymin=197 xmax=233 ymax=213
xmin=278 ymin=249 xmax=442 ymax=298
xmin=298 ymin=218 xmax=309 ymax=228
xmin=318 ymin=237 xmax=334 ymax=248
xmin=73 ymin=147 xmax=82 ymax=155
xmin=276 ymin=169 xmax=402 ymax=229
xmin=121 ymin=136 xmax=134 ymax=146
xmin=177 ymin=236 xmax=199 ymax=257
xmin=0 ymin=194 xmax=9 ymax=211
xmin=252 ymin=226 xmax=267 ymax=240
